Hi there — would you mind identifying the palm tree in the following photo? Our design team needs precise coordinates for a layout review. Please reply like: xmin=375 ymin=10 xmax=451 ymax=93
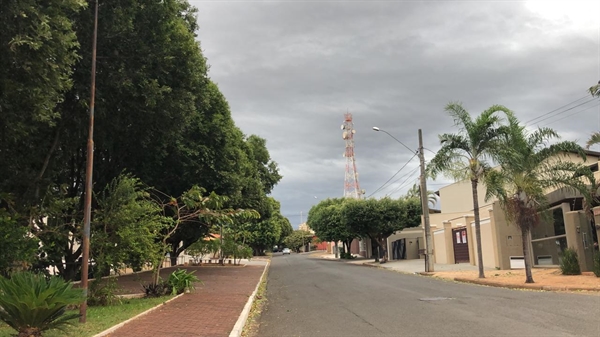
xmin=405 ymin=184 xmax=438 ymax=208
xmin=428 ymin=102 xmax=513 ymax=279
xmin=485 ymin=115 xmax=593 ymax=283
xmin=585 ymin=81 xmax=600 ymax=149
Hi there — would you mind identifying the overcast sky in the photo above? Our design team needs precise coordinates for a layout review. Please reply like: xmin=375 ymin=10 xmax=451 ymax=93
xmin=191 ymin=0 xmax=600 ymax=228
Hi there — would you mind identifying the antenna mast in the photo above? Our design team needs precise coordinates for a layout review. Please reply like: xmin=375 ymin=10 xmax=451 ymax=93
xmin=342 ymin=113 xmax=362 ymax=199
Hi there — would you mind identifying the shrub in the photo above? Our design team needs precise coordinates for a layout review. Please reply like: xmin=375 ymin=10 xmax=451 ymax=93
xmin=142 ymin=280 xmax=171 ymax=298
xmin=0 ymin=272 xmax=83 ymax=337
xmin=167 ymin=269 xmax=200 ymax=295
xmin=88 ymin=277 xmax=120 ymax=306
xmin=560 ymin=248 xmax=581 ymax=275
xmin=593 ymin=252 xmax=600 ymax=277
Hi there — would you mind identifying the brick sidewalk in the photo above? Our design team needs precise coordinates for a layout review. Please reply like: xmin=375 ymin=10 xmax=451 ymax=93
xmin=106 ymin=265 xmax=265 ymax=337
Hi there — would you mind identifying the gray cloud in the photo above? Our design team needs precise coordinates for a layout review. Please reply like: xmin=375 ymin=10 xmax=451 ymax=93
xmin=191 ymin=0 xmax=600 ymax=227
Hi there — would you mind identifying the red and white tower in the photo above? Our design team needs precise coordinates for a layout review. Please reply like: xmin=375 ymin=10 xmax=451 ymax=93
xmin=342 ymin=113 xmax=362 ymax=199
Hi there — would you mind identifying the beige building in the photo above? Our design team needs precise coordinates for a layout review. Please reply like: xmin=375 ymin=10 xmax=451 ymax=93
xmin=385 ymin=150 xmax=600 ymax=272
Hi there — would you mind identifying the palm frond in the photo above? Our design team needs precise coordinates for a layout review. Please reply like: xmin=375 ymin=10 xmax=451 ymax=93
xmin=586 ymin=132 xmax=600 ymax=149
xmin=445 ymin=102 xmax=473 ymax=131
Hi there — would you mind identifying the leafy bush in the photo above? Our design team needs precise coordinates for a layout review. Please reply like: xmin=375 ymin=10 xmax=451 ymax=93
xmin=560 ymin=248 xmax=581 ymax=275
xmin=340 ymin=252 xmax=355 ymax=260
xmin=186 ymin=239 xmax=218 ymax=264
xmin=167 ymin=269 xmax=200 ymax=295
xmin=142 ymin=280 xmax=171 ymax=298
xmin=0 ymin=272 xmax=83 ymax=337
xmin=593 ymin=252 xmax=600 ymax=277
xmin=88 ymin=277 xmax=120 ymax=306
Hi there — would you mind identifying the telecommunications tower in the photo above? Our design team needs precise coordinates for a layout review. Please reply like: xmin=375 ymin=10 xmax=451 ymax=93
xmin=342 ymin=113 xmax=362 ymax=199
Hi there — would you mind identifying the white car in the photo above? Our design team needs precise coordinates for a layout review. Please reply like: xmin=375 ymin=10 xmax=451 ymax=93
xmin=282 ymin=248 xmax=291 ymax=255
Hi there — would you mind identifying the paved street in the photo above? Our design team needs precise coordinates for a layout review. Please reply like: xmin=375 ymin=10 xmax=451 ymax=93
xmin=258 ymin=253 xmax=600 ymax=336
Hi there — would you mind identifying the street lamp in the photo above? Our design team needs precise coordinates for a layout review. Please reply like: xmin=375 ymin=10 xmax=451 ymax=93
xmin=372 ymin=127 xmax=434 ymax=272
xmin=80 ymin=0 xmax=99 ymax=323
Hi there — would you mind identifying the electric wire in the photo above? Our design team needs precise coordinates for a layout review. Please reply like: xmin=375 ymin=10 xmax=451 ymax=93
xmin=524 ymin=95 xmax=592 ymax=125
xmin=375 ymin=165 xmax=420 ymax=196
xmin=540 ymin=102 xmax=600 ymax=128
xmin=386 ymin=171 xmax=420 ymax=198
xmin=525 ymin=97 xmax=597 ymax=126
xmin=366 ymin=153 xmax=417 ymax=198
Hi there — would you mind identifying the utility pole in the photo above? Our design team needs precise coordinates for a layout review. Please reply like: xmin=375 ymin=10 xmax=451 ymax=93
xmin=80 ymin=0 xmax=99 ymax=323
xmin=418 ymin=129 xmax=434 ymax=272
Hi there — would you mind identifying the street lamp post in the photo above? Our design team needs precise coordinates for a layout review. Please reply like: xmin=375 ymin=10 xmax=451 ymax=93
xmin=372 ymin=127 xmax=434 ymax=272
xmin=80 ymin=0 xmax=99 ymax=323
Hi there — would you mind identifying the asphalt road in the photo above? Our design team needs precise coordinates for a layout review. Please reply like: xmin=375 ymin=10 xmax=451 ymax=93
xmin=257 ymin=253 xmax=600 ymax=337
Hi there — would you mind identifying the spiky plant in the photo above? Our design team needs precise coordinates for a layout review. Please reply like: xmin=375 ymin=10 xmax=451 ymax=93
xmin=0 ymin=272 xmax=83 ymax=337
xmin=485 ymin=115 xmax=593 ymax=283
xmin=428 ymin=102 xmax=513 ymax=278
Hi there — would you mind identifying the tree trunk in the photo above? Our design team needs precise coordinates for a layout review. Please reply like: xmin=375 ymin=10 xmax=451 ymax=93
xmin=379 ymin=238 xmax=388 ymax=263
xmin=471 ymin=178 xmax=486 ymax=279
xmin=521 ymin=225 xmax=534 ymax=283
xmin=170 ymin=244 xmax=178 ymax=266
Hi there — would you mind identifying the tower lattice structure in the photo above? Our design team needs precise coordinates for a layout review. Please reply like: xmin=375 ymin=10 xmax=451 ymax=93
xmin=342 ymin=113 xmax=362 ymax=199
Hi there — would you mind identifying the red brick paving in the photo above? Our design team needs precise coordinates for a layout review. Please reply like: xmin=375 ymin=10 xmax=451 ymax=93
xmin=106 ymin=265 xmax=265 ymax=337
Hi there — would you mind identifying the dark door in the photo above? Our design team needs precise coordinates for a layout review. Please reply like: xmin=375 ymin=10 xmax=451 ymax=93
xmin=452 ymin=227 xmax=470 ymax=263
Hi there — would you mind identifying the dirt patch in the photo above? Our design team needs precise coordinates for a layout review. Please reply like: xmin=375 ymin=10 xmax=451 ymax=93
xmin=426 ymin=268 xmax=600 ymax=292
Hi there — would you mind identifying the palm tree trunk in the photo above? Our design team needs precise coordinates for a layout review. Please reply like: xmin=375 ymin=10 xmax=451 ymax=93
xmin=520 ymin=225 xmax=534 ymax=283
xmin=471 ymin=179 xmax=486 ymax=278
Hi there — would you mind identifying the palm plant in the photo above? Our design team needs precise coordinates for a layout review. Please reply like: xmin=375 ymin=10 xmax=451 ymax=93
xmin=485 ymin=116 xmax=593 ymax=283
xmin=585 ymin=81 xmax=600 ymax=149
xmin=428 ymin=102 xmax=513 ymax=278
xmin=405 ymin=184 xmax=438 ymax=208
xmin=0 ymin=272 xmax=83 ymax=337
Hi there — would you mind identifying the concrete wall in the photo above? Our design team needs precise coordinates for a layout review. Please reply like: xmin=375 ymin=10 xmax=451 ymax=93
xmin=433 ymin=229 xmax=447 ymax=264
xmin=387 ymin=229 xmax=423 ymax=261
xmin=491 ymin=204 xmax=525 ymax=269
xmin=438 ymin=181 xmax=495 ymax=214
xmin=470 ymin=218 xmax=496 ymax=269
xmin=564 ymin=211 xmax=595 ymax=272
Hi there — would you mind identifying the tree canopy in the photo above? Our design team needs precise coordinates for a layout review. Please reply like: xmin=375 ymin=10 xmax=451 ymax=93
xmin=0 ymin=0 xmax=283 ymax=278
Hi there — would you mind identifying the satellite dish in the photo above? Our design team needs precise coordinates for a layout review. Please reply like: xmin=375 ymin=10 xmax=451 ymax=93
xmin=342 ymin=131 xmax=348 ymax=139
xmin=352 ymin=129 xmax=356 ymax=134
xmin=340 ymin=125 xmax=344 ymax=130
xmin=342 ymin=153 xmax=346 ymax=157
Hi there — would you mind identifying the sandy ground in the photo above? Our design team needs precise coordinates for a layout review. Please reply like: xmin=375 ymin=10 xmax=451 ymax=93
xmin=428 ymin=268 xmax=600 ymax=291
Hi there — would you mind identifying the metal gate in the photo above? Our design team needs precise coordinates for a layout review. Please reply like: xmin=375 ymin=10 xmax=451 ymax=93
xmin=452 ymin=227 xmax=470 ymax=263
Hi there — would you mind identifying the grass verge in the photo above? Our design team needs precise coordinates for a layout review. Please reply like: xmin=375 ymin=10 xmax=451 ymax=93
xmin=0 ymin=296 xmax=174 ymax=337
xmin=241 ymin=264 xmax=269 ymax=337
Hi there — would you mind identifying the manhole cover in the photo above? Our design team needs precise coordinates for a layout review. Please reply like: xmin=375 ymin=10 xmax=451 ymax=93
xmin=419 ymin=297 xmax=454 ymax=301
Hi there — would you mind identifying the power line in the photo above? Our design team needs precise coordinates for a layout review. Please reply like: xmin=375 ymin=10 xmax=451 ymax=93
xmin=386 ymin=171 xmax=420 ymax=197
xmin=377 ymin=166 xmax=420 ymax=196
xmin=541 ymin=102 xmax=600 ymax=127
xmin=366 ymin=153 xmax=417 ymax=198
xmin=525 ymin=97 xmax=596 ymax=126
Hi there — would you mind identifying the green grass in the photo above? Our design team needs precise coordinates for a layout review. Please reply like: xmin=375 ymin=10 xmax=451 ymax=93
xmin=0 ymin=296 xmax=174 ymax=337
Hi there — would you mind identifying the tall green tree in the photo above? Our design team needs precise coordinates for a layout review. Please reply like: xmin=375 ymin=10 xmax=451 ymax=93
xmin=307 ymin=198 xmax=357 ymax=254
xmin=283 ymin=230 xmax=313 ymax=253
xmin=342 ymin=198 xmax=421 ymax=263
xmin=0 ymin=0 xmax=85 ymax=206
xmin=485 ymin=116 xmax=593 ymax=283
xmin=428 ymin=102 xmax=512 ymax=278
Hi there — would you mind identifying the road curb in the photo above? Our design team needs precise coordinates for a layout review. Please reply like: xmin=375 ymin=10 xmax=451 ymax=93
xmin=93 ymin=293 xmax=184 ymax=337
xmin=453 ymin=277 xmax=600 ymax=292
xmin=229 ymin=261 xmax=270 ymax=337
